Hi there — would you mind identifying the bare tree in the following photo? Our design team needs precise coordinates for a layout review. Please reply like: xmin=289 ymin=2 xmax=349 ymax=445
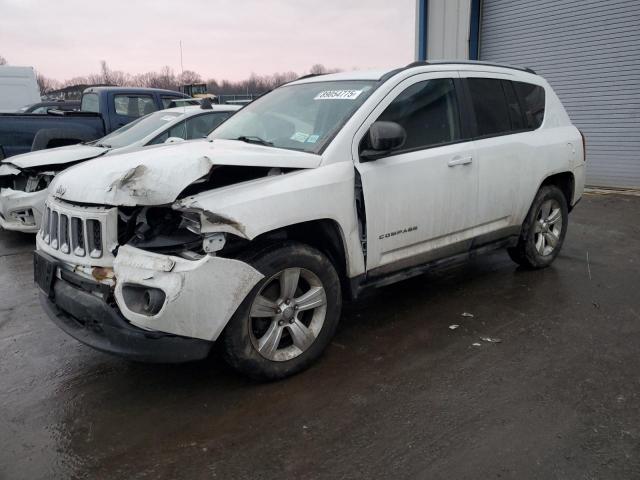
xmin=37 ymin=64 xmax=341 ymax=96
xmin=37 ymin=73 xmax=61 ymax=94
xmin=0 ymin=55 xmax=7 ymax=65
xmin=100 ymin=60 xmax=111 ymax=84
xmin=309 ymin=64 xmax=327 ymax=75
xmin=179 ymin=70 xmax=202 ymax=85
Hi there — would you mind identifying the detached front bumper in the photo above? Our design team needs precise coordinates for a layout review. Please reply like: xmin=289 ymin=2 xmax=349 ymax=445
xmin=36 ymin=245 xmax=264 ymax=362
xmin=0 ymin=188 xmax=47 ymax=233
xmin=39 ymin=272 xmax=213 ymax=363
xmin=113 ymin=245 xmax=264 ymax=341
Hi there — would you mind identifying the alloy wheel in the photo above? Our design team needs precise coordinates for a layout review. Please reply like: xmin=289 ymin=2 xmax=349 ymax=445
xmin=534 ymin=199 xmax=563 ymax=256
xmin=248 ymin=268 xmax=327 ymax=362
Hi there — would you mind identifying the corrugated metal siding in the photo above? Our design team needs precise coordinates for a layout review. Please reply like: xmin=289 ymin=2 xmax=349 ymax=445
xmin=479 ymin=0 xmax=640 ymax=188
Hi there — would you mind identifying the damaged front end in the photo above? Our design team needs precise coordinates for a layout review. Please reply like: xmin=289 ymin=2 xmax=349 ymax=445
xmin=35 ymin=140 xmax=324 ymax=360
xmin=0 ymin=163 xmax=56 ymax=232
xmin=36 ymin=197 xmax=265 ymax=348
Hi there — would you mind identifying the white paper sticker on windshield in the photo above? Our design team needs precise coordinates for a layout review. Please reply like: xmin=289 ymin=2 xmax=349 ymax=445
xmin=314 ymin=89 xmax=363 ymax=100
xmin=290 ymin=132 xmax=309 ymax=143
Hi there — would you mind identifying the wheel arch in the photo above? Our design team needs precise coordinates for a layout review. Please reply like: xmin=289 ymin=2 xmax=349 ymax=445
xmin=250 ymin=219 xmax=352 ymax=298
xmin=540 ymin=171 xmax=575 ymax=210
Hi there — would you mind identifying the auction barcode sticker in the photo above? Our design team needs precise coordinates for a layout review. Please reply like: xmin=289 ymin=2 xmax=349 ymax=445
xmin=314 ymin=90 xmax=363 ymax=100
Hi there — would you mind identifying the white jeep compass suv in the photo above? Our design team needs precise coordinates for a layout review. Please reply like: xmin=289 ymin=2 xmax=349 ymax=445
xmin=35 ymin=61 xmax=585 ymax=380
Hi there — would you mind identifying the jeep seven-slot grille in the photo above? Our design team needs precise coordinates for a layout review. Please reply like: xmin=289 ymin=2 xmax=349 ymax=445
xmin=41 ymin=205 xmax=103 ymax=258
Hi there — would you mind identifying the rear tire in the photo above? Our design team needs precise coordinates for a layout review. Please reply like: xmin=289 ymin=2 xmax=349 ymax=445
xmin=221 ymin=241 xmax=342 ymax=381
xmin=508 ymin=185 xmax=568 ymax=269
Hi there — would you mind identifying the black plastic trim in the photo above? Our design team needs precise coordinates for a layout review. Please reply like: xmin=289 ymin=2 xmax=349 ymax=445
xmin=348 ymin=231 xmax=519 ymax=299
xmin=405 ymin=60 xmax=536 ymax=75
xmin=41 ymin=277 xmax=212 ymax=363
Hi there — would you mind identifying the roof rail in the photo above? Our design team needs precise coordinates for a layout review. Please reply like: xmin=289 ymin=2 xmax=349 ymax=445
xmin=295 ymin=73 xmax=324 ymax=81
xmin=404 ymin=60 xmax=536 ymax=75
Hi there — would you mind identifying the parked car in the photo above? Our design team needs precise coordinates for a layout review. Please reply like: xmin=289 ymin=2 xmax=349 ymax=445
xmin=0 ymin=104 xmax=238 ymax=233
xmin=34 ymin=61 xmax=585 ymax=380
xmin=0 ymin=86 xmax=189 ymax=159
xmin=16 ymin=100 xmax=81 ymax=114
xmin=0 ymin=66 xmax=40 ymax=113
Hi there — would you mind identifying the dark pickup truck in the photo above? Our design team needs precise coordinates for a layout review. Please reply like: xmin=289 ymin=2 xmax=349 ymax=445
xmin=0 ymin=87 xmax=189 ymax=159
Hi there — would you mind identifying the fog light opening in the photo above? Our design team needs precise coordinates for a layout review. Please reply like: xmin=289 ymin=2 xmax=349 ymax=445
xmin=121 ymin=284 xmax=166 ymax=316
xmin=142 ymin=288 xmax=164 ymax=315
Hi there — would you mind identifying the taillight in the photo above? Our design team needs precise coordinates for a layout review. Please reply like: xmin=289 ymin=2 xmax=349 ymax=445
xmin=579 ymin=129 xmax=586 ymax=162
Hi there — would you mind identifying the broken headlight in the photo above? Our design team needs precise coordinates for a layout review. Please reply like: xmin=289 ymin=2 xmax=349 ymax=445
xmin=180 ymin=212 xmax=227 ymax=253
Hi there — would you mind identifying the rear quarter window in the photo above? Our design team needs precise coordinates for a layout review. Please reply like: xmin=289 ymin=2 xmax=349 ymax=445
xmin=513 ymin=82 xmax=545 ymax=129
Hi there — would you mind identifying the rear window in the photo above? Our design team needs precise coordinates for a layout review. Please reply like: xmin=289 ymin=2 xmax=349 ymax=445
xmin=81 ymin=93 xmax=99 ymax=113
xmin=114 ymin=95 xmax=157 ymax=118
xmin=467 ymin=78 xmax=511 ymax=137
xmin=513 ymin=81 xmax=545 ymax=129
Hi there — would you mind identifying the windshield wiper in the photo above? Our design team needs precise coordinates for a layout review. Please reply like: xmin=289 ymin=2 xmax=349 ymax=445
xmin=235 ymin=136 xmax=273 ymax=147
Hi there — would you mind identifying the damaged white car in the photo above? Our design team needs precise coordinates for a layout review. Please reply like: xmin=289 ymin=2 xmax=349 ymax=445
xmin=0 ymin=104 xmax=238 ymax=232
xmin=35 ymin=62 xmax=585 ymax=380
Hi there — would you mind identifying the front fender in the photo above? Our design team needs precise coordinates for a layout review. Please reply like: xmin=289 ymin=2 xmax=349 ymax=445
xmin=174 ymin=161 xmax=365 ymax=277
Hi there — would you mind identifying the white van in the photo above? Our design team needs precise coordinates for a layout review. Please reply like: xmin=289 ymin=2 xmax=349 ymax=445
xmin=0 ymin=66 xmax=41 ymax=113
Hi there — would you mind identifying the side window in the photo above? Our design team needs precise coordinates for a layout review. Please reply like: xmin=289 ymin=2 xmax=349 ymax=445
xmin=513 ymin=82 xmax=545 ymax=129
xmin=114 ymin=95 xmax=157 ymax=118
xmin=375 ymin=78 xmax=462 ymax=152
xmin=186 ymin=112 xmax=231 ymax=139
xmin=161 ymin=96 xmax=181 ymax=108
xmin=502 ymin=81 xmax=526 ymax=131
xmin=147 ymin=113 xmax=231 ymax=145
xmin=467 ymin=78 xmax=511 ymax=137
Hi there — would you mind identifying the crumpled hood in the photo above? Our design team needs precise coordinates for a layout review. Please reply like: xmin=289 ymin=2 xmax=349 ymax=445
xmin=50 ymin=139 xmax=321 ymax=206
xmin=4 ymin=144 xmax=108 ymax=170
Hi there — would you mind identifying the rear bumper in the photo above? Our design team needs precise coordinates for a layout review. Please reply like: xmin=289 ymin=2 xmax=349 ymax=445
xmin=40 ymin=274 xmax=213 ymax=363
xmin=0 ymin=188 xmax=46 ymax=233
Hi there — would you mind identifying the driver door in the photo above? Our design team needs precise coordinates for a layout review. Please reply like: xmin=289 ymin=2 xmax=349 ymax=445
xmin=353 ymin=73 xmax=479 ymax=273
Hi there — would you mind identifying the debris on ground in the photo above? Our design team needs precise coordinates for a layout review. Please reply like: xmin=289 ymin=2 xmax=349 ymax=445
xmin=471 ymin=342 xmax=482 ymax=347
xmin=461 ymin=312 xmax=474 ymax=318
xmin=480 ymin=336 xmax=502 ymax=343
xmin=449 ymin=324 xmax=460 ymax=330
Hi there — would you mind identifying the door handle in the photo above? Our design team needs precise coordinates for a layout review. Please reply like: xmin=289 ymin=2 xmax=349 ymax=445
xmin=448 ymin=156 xmax=473 ymax=167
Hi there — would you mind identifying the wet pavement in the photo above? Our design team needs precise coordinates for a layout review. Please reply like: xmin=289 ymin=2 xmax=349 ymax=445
xmin=1 ymin=193 xmax=639 ymax=479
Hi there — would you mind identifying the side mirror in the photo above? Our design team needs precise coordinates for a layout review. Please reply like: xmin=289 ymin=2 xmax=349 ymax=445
xmin=360 ymin=121 xmax=406 ymax=161
xmin=164 ymin=137 xmax=185 ymax=144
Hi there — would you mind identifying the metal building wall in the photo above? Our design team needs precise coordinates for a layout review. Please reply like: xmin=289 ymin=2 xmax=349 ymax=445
xmin=479 ymin=0 xmax=640 ymax=188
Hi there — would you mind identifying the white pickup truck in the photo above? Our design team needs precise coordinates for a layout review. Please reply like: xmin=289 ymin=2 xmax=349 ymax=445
xmin=35 ymin=62 xmax=585 ymax=380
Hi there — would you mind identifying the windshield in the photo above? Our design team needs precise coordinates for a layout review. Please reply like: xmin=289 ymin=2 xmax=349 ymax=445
xmin=209 ymin=80 xmax=377 ymax=153
xmin=96 ymin=111 xmax=183 ymax=149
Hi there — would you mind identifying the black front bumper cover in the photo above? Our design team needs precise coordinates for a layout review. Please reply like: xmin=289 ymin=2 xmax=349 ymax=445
xmin=39 ymin=264 xmax=212 ymax=363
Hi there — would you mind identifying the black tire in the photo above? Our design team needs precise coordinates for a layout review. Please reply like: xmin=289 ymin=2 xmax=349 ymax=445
xmin=221 ymin=241 xmax=342 ymax=381
xmin=508 ymin=185 xmax=569 ymax=269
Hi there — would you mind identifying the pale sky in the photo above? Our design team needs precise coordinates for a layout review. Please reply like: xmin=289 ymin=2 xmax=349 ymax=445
xmin=0 ymin=0 xmax=416 ymax=81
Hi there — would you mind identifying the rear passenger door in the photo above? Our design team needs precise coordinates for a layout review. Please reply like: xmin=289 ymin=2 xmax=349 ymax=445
xmin=460 ymin=74 xmax=527 ymax=234
xmin=354 ymin=73 xmax=480 ymax=273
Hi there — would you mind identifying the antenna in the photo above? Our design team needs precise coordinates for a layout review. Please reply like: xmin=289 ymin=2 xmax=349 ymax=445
xmin=179 ymin=40 xmax=184 ymax=76
xmin=179 ymin=40 xmax=187 ymax=138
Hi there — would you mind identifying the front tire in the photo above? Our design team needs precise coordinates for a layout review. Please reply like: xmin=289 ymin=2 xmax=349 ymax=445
xmin=508 ymin=185 xmax=568 ymax=269
xmin=221 ymin=241 xmax=342 ymax=380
